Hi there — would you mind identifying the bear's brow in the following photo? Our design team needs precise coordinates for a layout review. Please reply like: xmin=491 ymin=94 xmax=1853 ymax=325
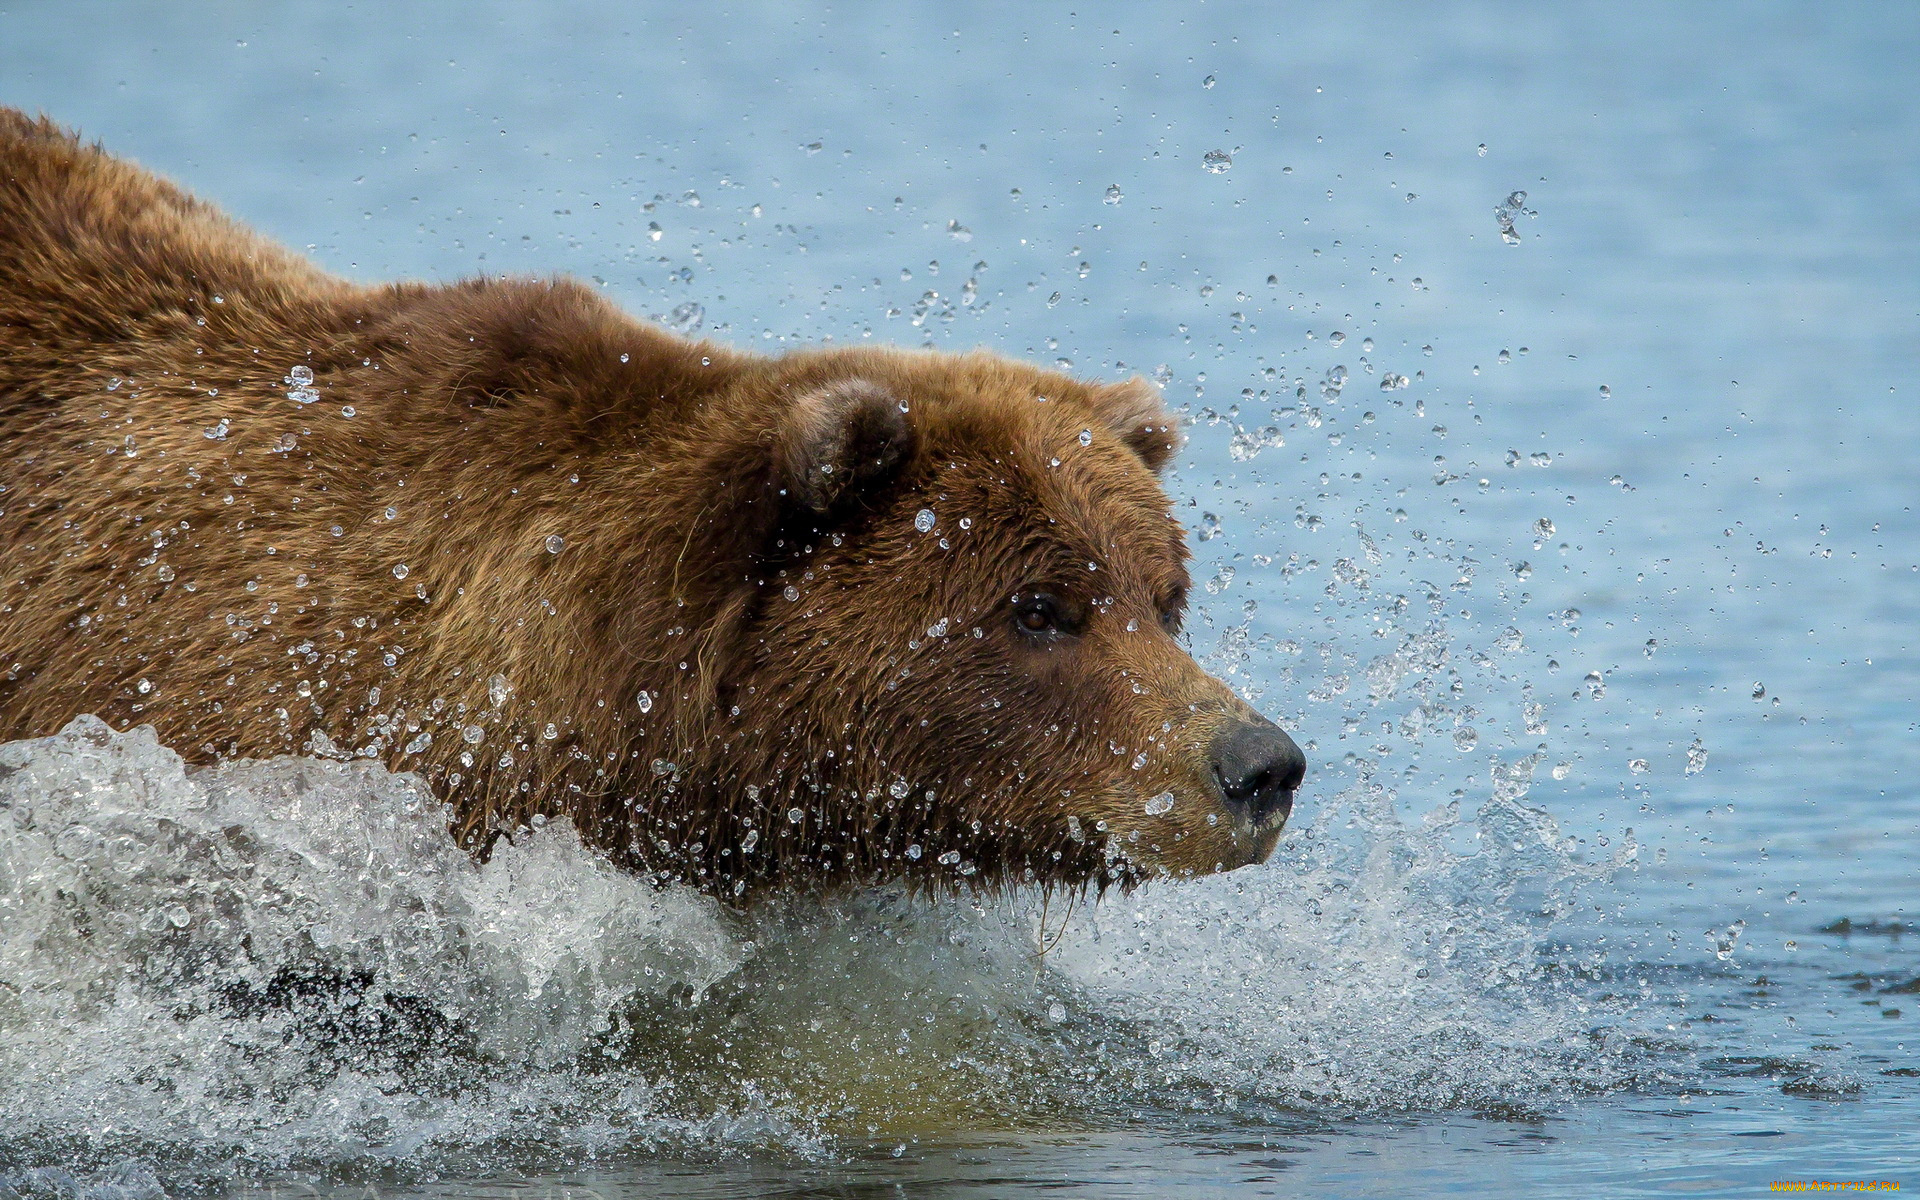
xmin=949 ymin=416 xmax=1187 ymax=593
xmin=1019 ymin=507 xmax=1188 ymax=602
xmin=1044 ymin=454 xmax=1186 ymax=567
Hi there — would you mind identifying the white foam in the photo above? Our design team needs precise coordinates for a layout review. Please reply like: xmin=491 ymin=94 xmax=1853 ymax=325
xmin=0 ymin=716 xmax=745 ymax=1168
xmin=1048 ymin=771 xmax=1642 ymax=1112
xmin=0 ymin=717 xmax=1645 ymax=1181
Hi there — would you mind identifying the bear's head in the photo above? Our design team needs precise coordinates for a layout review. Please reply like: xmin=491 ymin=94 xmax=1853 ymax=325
xmin=666 ymin=347 xmax=1306 ymax=891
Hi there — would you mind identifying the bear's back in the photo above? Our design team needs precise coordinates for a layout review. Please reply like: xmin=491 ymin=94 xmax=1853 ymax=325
xmin=0 ymin=108 xmax=352 ymax=384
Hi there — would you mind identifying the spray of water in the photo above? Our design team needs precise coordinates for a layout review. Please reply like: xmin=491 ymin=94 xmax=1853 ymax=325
xmin=0 ymin=717 xmax=745 ymax=1172
xmin=0 ymin=711 xmax=1646 ymax=1185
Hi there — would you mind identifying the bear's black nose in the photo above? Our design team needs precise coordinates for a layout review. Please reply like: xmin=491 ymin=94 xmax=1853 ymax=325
xmin=1210 ymin=717 xmax=1306 ymax=826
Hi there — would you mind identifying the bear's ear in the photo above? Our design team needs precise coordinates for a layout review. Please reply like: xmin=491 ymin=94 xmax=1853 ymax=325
xmin=1094 ymin=376 xmax=1182 ymax=473
xmin=772 ymin=378 xmax=917 ymax=517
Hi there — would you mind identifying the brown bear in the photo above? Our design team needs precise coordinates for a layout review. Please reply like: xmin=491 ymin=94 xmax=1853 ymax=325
xmin=0 ymin=109 xmax=1304 ymax=894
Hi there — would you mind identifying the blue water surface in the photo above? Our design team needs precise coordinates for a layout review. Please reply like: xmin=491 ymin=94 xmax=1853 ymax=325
xmin=1 ymin=1 xmax=1915 ymax=1196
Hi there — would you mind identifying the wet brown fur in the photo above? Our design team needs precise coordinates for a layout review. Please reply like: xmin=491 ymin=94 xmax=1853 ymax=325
xmin=0 ymin=110 xmax=1290 ymax=894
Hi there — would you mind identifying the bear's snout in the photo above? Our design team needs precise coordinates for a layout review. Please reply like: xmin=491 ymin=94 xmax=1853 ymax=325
xmin=1208 ymin=717 xmax=1306 ymax=830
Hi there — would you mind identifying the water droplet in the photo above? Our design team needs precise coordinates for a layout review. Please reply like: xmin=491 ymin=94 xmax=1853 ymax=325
xmin=787 ymin=807 xmax=805 ymax=824
xmin=488 ymin=674 xmax=512 ymax=707
xmin=927 ymin=618 xmax=950 ymax=638
xmin=461 ymin=724 xmax=485 ymax=745
xmin=1477 ymin=143 xmax=1489 ymax=156
xmin=1202 ymin=74 xmax=1216 ymax=89
xmin=1201 ymin=149 xmax=1233 ymax=174
xmin=1551 ymin=761 xmax=1572 ymax=780
xmin=1143 ymin=791 xmax=1175 ymax=815
xmin=937 ymin=849 xmax=962 ymax=865
xmin=888 ymin=779 xmax=911 ymax=799
xmin=1598 ymin=384 xmax=1612 ymax=400
xmin=636 ymin=690 xmax=654 ymax=713
xmin=1532 ymin=518 xmax=1555 ymax=540
xmin=1229 ymin=426 xmax=1285 ymax=461
xmin=1628 ymin=758 xmax=1650 ymax=774
xmin=1686 ymin=737 xmax=1709 ymax=776
xmin=1495 ymin=189 xmax=1533 ymax=244
xmin=665 ymin=301 xmax=704 ymax=333
xmin=1104 ymin=184 xmax=1123 ymax=205
xmin=782 ymin=584 xmax=800 ymax=602
xmin=914 ymin=508 xmax=937 ymax=533
xmin=545 ymin=534 xmax=566 ymax=554
xmin=905 ymin=843 xmax=922 ymax=860
xmin=392 ymin=563 xmax=410 ymax=580
xmin=1751 ymin=682 xmax=1766 ymax=700
xmin=289 ymin=365 xmax=314 ymax=386
xmin=1712 ymin=919 xmax=1746 ymax=961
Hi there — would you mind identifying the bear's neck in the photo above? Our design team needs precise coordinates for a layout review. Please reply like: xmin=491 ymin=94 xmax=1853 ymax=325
xmin=320 ymin=282 xmax=792 ymax=867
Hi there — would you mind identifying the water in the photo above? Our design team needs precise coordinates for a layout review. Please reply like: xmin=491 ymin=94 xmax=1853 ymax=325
xmin=2 ymin=1 xmax=1916 ymax=1195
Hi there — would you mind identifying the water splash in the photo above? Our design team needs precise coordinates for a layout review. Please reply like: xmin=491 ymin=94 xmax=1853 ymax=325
xmin=0 ymin=717 xmax=744 ymax=1172
xmin=0 ymin=717 xmax=1648 ymax=1184
xmin=1050 ymin=770 xmax=1640 ymax=1115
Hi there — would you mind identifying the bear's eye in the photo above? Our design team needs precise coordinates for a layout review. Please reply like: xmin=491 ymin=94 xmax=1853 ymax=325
xmin=1011 ymin=592 xmax=1076 ymax=637
xmin=1158 ymin=591 xmax=1186 ymax=634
